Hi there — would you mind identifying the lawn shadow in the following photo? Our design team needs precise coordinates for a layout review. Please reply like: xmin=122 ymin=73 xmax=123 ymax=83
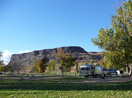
xmin=0 ymin=78 xmax=132 ymax=91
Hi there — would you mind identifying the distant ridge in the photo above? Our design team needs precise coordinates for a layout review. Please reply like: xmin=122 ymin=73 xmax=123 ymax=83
xmin=9 ymin=46 xmax=103 ymax=72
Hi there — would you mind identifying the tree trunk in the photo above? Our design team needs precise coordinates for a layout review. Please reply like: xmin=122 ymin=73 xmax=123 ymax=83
xmin=62 ymin=67 xmax=64 ymax=77
xmin=42 ymin=72 xmax=43 ymax=83
xmin=126 ymin=63 xmax=132 ymax=76
xmin=65 ymin=67 xmax=67 ymax=75
xmin=125 ymin=54 xmax=132 ymax=76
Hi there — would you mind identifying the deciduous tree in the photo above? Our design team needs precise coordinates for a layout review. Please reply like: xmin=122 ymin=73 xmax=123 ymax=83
xmin=55 ymin=49 xmax=76 ymax=76
xmin=90 ymin=59 xmax=94 ymax=65
xmin=0 ymin=51 xmax=3 ymax=66
xmin=83 ymin=61 xmax=87 ymax=65
xmin=55 ymin=48 xmax=67 ymax=77
xmin=48 ymin=59 xmax=56 ymax=73
xmin=37 ymin=53 xmax=48 ymax=83
xmin=32 ymin=59 xmax=38 ymax=74
xmin=65 ymin=50 xmax=76 ymax=73
xmin=91 ymin=0 xmax=132 ymax=76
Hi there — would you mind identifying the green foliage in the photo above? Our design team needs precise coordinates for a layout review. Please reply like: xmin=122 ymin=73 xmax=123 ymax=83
xmin=48 ymin=60 xmax=52 ymax=72
xmin=80 ymin=61 xmax=83 ymax=66
xmin=32 ymin=59 xmax=38 ymax=73
xmin=55 ymin=49 xmax=76 ymax=76
xmin=90 ymin=59 xmax=94 ymax=65
xmin=0 ymin=65 xmax=11 ymax=72
xmin=0 ymin=51 xmax=4 ymax=66
xmin=65 ymin=50 xmax=76 ymax=71
xmin=0 ymin=65 xmax=4 ymax=71
xmin=91 ymin=0 xmax=132 ymax=73
xmin=48 ymin=59 xmax=55 ymax=73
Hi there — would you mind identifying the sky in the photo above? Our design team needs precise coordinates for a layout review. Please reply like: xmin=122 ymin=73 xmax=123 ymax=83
xmin=0 ymin=0 xmax=125 ymax=63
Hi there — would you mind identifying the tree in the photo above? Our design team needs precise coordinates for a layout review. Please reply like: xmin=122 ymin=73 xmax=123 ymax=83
xmin=48 ymin=60 xmax=52 ymax=73
xmin=55 ymin=49 xmax=76 ymax=76
xmin=48 ymin=59 xmax=56 ymax=73
xmin=90 ymin=59 xmax=94 ymax=65
xmin=75 ymin=61 xmax=79 ymax=73
xmin=65 ymin=50 xmax=76 ymax=73
xmin=55 ymin=48 xmax=67 ymax=77
xmin=0 ymin=51 xmax=4 ymax=66
xmin=37 ymin=53 xmax=48 ymax=83
xmin=91 ymin=0 xmax=132 ymax=76
xmin=32 ymin=59 xmax=38 ymax=74
xmin=97 ymin=58 xmax=107 ymax=69
xmin=51 ymin=59 xmax=55 ymax=73
xmin=0 ymin=65 xmax=4 ymax=71
xmin=83 ymin=61 xmax=88 ymax=65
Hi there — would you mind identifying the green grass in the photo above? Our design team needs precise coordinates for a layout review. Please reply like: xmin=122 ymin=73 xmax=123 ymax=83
xmin=0 ymin=76 xmax=132 ymax=98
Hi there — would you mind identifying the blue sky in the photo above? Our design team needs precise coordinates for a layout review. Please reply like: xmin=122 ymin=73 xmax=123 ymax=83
xmin=0 ymin=0 xmax=125 ymax=62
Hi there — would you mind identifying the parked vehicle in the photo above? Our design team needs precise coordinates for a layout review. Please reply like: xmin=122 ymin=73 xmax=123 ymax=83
xmin=0 ymin=72 xmax=3 ymax=75
xmin=116 ymin=70 xmax=124 ymax=75
xmin=107 ymin=69 xmax=117 ymax=75
xmin=103 ymin=69 xmax=110 ymax=76
xmin=79 ymin=64 xmax=104 ymax=77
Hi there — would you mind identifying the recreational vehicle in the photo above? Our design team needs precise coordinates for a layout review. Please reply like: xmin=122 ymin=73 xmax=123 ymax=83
xmin=79 ymin=64 xmax=104 ymax=77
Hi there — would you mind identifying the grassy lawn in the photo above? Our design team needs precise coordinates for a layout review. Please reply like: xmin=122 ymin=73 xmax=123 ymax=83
xmin=0 ymin=75 xmax=132 ymax=98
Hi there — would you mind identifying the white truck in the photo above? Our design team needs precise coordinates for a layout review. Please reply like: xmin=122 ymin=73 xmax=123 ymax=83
xmin=79 ymin=64 xmax=104 ymax=77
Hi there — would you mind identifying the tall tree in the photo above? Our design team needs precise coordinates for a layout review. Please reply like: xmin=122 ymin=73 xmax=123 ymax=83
xmin=48 ymin=59 xmax=56 ymax=73
xmin=51 ymin=59 xmax=55 ymax=73
xmin=37 ymin=53 xmax=48 ymax=83
xmin=55 ymin=48 xmax=67 ymax=77
xmin=48 ymin=60 xmax=52 ymax=73
xmin=55 ymin=49 xmax=76 ymax=76
xmin=65 ymin=50 xmax=76 ymax=72
xmin=91 ymin=0 xmax=132 ymax=76
xmin=32 ymin=59 xmax=38 ymax=74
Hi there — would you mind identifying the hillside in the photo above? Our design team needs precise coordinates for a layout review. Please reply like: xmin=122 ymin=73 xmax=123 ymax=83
xmin=9 ymin=46 xmax=103 ymax=72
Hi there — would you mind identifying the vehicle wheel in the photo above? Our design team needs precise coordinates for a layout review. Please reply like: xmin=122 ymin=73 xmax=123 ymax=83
xmin=104 ymin=74 xmax=106 ymax=76
xmin=85 ymin=76 xmax=89 ymax=78
xmin=93 ymin=75 xmax=97 ymax=77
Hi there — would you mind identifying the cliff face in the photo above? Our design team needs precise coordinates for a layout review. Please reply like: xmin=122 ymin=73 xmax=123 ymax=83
xmin=9 ymin=46 xmax=103 ymax=72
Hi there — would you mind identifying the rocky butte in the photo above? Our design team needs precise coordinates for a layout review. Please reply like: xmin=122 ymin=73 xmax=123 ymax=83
xmin=9 ymin=46 xmax=103 ymax=72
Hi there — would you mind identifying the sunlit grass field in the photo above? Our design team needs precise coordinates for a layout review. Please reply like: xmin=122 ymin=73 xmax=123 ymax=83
xmin=0 ymin=74 xmax=132 ymax=98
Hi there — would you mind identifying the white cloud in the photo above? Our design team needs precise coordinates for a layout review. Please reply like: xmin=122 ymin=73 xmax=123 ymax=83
xmin=19 ymin=51 xmax=31 ymax=54
xmin=1 ymin=50 xmax=31 ymax=65
xmin=1 ymin=50 xmax=12 ymax=65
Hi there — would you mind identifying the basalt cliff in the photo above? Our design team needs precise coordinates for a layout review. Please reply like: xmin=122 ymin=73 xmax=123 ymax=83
xmin=9 ymin=46 xmax=103 ymax=72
